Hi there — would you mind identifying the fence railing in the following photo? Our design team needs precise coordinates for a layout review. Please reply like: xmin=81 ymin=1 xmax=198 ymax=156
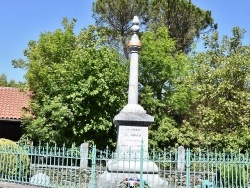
xmin=0 ymin=142 xmax=250 ymax=188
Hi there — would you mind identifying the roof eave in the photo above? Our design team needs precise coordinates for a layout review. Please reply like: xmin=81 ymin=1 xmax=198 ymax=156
xmin=0 ymin=118 xmax=22 ymax=122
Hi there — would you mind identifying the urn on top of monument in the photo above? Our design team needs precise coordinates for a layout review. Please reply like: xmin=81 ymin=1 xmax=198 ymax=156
xmin=128 ymin=16 xmax=141 ymax=48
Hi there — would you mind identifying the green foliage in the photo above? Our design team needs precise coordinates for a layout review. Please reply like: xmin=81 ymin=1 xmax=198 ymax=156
xmin=93 ymin=0 xmax=215 ymax=56
xmin=0 ymin=74 xmax=8 ymax=86
xmin=188 ymin=27 xmax=250 ymax=151
xmin=150 ymin=118 xmax=204 ymax=150
xmin=142 ymin=27 xmax=250 ymax=152
xmin=222 ymin=163 xmax=248 ymax=187
xmin=0 ymin=73 xmax=24 ymax=88
xmin=93 ymin=0 xmax=149 ymax=58
xmin=149 ymin=0 xmax=215 ymax=53
xmin=20 ymin=18 xmax=128 ymax=149
xmin=138 ymin=27 xmax=195 ymax=150
xmin=0 ymin=139 xmax=30 ymax=180
xmin=12 ymin=11 xmax=249 ymax=153
xmin=92 ymin=0 xmax=249 ymax=153
xmin=140 ymin=27 xmax=192 ymax=113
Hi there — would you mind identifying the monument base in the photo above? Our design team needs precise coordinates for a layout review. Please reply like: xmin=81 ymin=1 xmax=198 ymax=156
xmin=97 ymin=170 xmax=171 ymax=188
xmin=96 ymin=159 xmax=170 ymax=187
xmin=107 ymin=160 xmax=159 ymax=173
xmin=107 ymin=103 xmax=166 ymax=187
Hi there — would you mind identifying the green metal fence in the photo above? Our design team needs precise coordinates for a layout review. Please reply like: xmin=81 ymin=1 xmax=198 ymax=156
xmin=0 ymin=142 xmax=249 ymax=187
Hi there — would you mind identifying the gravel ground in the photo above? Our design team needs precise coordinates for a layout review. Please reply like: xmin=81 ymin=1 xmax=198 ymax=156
xmin=0 ymin=182 xmax=38 ymax=188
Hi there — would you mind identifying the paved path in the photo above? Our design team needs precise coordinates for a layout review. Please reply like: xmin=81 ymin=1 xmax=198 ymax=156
xmin=0 ymin=182 xmax=38 ymax=188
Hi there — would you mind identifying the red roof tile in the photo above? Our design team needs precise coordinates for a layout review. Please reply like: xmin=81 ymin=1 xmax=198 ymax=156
xmin=0 ymin=87 xmax=31 ymax=120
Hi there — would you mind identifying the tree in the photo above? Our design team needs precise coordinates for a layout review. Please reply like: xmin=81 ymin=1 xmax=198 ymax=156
xmin=18 ymin=19 xmax=128 ymax=148
xmin=139 ymin=27 xmax=250 ymax=152
xmin=149 ymin=0 xmax=215 ymax=53
xmin=189 ymin=27 xmax=250 ymax=151
xmin=0 ymin=73 xmax=23 ymax=88
xmin=92 ymin=0 xmax=215 ymax=56
xmin=92 ymin=0 xmax=149 ymax=58
xmin=0 ymin=74 xmax=8 ymax=86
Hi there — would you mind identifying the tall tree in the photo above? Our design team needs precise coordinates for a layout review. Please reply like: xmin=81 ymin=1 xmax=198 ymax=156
xmin=0 ymin=73 xmax=23 ymax=88
xmin=149 ymin=0 xmax=215 ymax=53
xmin=0 ymin=74 xmax=8 ymax=86
xmin=92 ymin=0 xmax=149 ymax=58
xmin=17 ymin=19 xmax=128 ymax=148
xmin=92 ymin=0 xmax=215 ymax=56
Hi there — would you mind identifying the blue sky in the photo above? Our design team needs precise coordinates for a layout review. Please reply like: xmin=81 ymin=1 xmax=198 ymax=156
xmin=0 ymin=0 xmax=94 ymax=82
xmin=1 ymin=0 xmax=250 ymax=82
xmin=193 ymin=0 xmax=250 ymax=44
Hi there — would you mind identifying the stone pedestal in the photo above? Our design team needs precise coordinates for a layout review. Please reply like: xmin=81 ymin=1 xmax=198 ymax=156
xmin=97 ymin=171 xmax=169 ymax=188
xmin=114 ymin=104 xmax=153 ymax=156
xmin=97 ymin=104 xmax=168 ymax=187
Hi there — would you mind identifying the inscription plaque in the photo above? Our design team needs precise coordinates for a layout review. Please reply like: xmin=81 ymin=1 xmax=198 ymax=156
xmin=117 ymin=125 xmax=148 ymax=153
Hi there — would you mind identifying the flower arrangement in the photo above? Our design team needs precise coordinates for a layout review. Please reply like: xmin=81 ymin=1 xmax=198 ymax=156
xmin=119 ymin=177 xmax=150 ymax=188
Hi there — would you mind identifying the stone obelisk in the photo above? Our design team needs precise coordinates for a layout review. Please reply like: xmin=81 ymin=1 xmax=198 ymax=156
xmin=113 ymin=16 xmax=153 ymax=156
xmin=98 ymin=16 xmax=167 ymax=188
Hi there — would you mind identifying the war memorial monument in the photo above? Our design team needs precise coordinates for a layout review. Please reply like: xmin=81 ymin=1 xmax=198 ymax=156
xmin=98 ymin=16 xmax=168 ymax=188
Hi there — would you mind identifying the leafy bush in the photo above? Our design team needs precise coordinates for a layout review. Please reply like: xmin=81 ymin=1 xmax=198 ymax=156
xmin=0 ymin=138 xmax=30 ymax=181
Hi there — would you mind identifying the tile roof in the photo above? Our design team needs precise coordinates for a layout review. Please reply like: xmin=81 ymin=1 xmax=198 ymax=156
xmin=0 ymin=87 xmax=31 ymax=120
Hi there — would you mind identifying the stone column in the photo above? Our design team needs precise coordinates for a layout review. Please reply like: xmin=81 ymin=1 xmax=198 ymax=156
xmin=127 ymin=16 xmax=141 ymax=105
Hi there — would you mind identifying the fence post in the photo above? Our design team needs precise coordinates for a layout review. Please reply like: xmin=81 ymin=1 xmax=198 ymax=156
xmin=140 ymin=140 xmax=144 ymax=188
xmin=185 ymin=148 xmax=191 ymax=188
xmin=80 ymin=143 xmax=89 ymax=168
xmin=177 ymin=146 xmax=185 ymax=171
xmin=90 ymin=145 xmax=96 ymax=188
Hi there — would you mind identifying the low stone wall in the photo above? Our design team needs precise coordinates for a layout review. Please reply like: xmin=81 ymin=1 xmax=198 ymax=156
xmin=163 ymin=171 xmax=214 ymax=187
xmin=30 ymin=165 xmax=215 ymax=188
xmin=30 ymin=165 xmax=92 ymax=187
